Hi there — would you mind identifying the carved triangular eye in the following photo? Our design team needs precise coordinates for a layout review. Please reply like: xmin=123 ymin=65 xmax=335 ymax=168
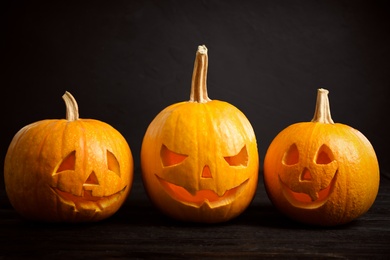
xmin=107 ymin=150 xmax=120 ymax=177
xmin=55 ymin=151 xmax=76 ymax=174
xmin=224 ymin=145 xmax=248 ymax=167
xmin=161 ymin=144 xmax=188 ymax=167
xmin=283 ymin=143 xmax=299 ymax=165
xmin=316 ymin=145 xmax=334 ymax=164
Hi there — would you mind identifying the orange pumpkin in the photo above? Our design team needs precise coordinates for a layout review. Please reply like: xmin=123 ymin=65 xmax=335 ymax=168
xmin=263 ymin=88 xmax=380 ymax=226
xmin=141 ymin=45 xmax=259 ymax=223
xmin=4 ymin=92 xmax=133 ymax=222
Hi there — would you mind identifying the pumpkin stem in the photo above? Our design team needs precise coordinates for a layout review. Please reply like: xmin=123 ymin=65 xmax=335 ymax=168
xmin=311 ymin=88 xmax=334 ymax=124
xmin=189 ymin=45 xmax=211 ymax=103
xmin=62 ymin=91 xmax=79 ymax=121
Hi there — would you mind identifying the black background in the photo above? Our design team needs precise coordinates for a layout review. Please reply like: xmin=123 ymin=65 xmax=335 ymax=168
xmin=2 ymin=0 xmax=389 ymax=192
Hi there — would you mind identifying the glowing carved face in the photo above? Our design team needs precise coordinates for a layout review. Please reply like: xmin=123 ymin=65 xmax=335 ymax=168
xmin=51 ymin=149 xmax=127 ymax=214
xmin=279 ymin=143 xmax=338 ymax=209
xmin=157 ymin=144 xmax=250 ymax=208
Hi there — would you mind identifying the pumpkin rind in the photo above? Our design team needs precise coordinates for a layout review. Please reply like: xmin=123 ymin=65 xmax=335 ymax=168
xmin=141 ymin=46 xmax=259 ymax=223
xmin=263 ymin=89 xmax=380 ymax=226
xmin=4 ymin=92 xmax=133 ymax=222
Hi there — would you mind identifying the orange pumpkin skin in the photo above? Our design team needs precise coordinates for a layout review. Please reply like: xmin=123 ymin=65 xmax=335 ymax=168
xmin=141 ymin=46 xmax=259 ymax=223
xmin=4 ymin=92 xmax=133 ymax=223
xmin=263 ymin=89 xmax=379 ymax=226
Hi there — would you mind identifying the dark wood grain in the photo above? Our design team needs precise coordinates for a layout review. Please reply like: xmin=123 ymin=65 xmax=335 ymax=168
xmin=1 ymin=174 xmax=389 ymax=259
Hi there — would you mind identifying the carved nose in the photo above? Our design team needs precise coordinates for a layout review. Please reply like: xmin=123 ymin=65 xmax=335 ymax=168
xmin=201 ymin=165 xmax=212 ymax=178
xmin=83 ymin=171 xmax=99 ymax=186
xmin=300 ymin=168 xmax=312 ymax=181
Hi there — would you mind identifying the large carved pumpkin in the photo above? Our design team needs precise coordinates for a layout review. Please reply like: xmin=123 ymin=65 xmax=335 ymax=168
xmin=4 ymin=92 xmax=133 ymax=222
xmin=141 ymin=45 xmax=259 ymax=223
xmin=263 ymin=88 xmax=380 ymax=226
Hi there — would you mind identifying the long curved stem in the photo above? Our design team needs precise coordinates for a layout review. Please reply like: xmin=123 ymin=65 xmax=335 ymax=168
xmin=62 ymin=91 xmax=79 ymax=121
xmin=189 ymin=45 xmax=211 ymax=103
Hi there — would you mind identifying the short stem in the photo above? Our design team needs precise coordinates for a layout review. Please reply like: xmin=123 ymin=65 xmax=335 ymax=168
xmin=62 ymin=91 xmax=79 ymax=121
xmin=189 ymin=45 xmax=211 ymax=103
xmin=311 ymin=88 xmax=334 ymax=124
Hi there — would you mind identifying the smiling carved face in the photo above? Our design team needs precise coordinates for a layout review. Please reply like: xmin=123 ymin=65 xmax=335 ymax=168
xmin=51 ymin=148 xmax=128 ymax=216
xmin=46 ymin=120 xmax=133 ymax=222
xmin=278 ymin=143 xmax=338 ymax=209
xmin=141 ymin=100 xmax=259 ymax=223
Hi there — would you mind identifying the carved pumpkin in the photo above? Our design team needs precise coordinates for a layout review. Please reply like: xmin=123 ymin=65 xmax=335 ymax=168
xmin=263 ymin=88 xmax=380 ymax=226
xmin=4 ymin=92 xmax=133 ymax=222
xmin=141 ymin=45 xmax=259 ymax=223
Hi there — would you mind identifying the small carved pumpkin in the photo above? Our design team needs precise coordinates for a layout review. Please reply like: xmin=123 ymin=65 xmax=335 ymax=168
xmin=4 ymin=92 xmax=133 ymax=222
xmin=141 ymin=45 xmax=259 ymax=223
xmin=263 ymin=88 xmax=380 ymax=226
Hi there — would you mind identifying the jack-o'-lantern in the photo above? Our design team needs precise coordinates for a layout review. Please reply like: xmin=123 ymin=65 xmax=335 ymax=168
xmin=4 ymin=92 xmax=133 ymax=222
xmin=141 ymin=45 xmax=259 ymax=223
xmin=263 ymin=88 xmax=380 ymax=226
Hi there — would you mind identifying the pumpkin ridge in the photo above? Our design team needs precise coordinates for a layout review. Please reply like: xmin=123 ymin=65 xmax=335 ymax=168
xmin=77 ymin=120 xmax=89 ymax=177
xmin=37 ymin=120 xmax=63 ymax=166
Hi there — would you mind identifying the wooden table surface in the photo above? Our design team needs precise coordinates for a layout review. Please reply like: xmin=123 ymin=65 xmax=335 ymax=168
xmin=1 ymin=173 xmax=389 ymax=259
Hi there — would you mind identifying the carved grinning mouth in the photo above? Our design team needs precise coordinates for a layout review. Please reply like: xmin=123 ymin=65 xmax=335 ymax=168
xmin=279 ymin=171 xmax=338 ymax=209
xmin=156 ymin=175 xmax=249 ymax=208
xmin=51 ymin=186 xmax=126 ymax=212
